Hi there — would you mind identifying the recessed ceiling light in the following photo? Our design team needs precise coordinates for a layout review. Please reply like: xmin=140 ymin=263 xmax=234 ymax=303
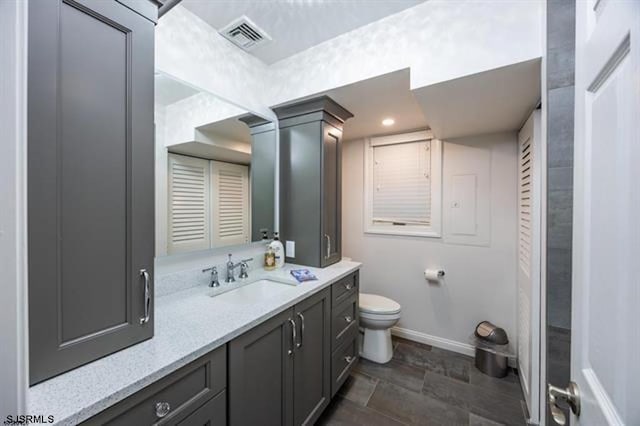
xmin=382 ymin=118 xmax=395 ymax=126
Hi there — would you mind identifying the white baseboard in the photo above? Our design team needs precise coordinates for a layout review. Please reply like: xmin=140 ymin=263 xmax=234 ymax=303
xmin=391 ymin=326 xmax=518 ymax=369
xmin=391 ymin=326 xmax=475 ymax=357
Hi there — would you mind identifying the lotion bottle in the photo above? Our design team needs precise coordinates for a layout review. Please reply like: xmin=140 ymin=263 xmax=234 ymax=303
xmin=269 ymin=232 xmax=285 ymax=269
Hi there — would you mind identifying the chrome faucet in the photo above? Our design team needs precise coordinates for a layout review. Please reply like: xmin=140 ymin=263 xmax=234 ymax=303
xmin=226 ymin=254 xmax=253 ymax=282
xmin=226 ymin=254 xmax=239 ymax=283
xmin=239 ymin=258 xmax=253 ymax=279
xmin=202 ymin=266 xmax=220 ymax=288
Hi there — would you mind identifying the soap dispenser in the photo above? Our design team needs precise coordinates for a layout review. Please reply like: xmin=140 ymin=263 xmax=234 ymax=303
xmin=264 ymin=245 xmax=276 ymax=271
xmin=269 ymin=232 xmax=285 ymax=269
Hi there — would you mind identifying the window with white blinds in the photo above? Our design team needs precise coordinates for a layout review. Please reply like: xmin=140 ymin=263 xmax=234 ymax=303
xmin=167 ymin=154 xmax=210 ymax=254
xmin=211 ymin=160 xmax=249 ymax=247
xmin=364 ymin=130 xmax=442 ymax=237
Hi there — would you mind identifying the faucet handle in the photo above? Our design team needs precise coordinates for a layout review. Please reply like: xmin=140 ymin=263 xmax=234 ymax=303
xmin=239 ymin=258 xmax=253 ymax=279
xmin=203 ymin=266 xmax=219 ymax=288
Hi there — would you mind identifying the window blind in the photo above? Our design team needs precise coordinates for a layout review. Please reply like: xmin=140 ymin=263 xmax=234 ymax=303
xmin=372 ymin=140 xmax=431 ymax=225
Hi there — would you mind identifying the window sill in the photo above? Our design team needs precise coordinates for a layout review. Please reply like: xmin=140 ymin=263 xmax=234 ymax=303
xmin=364 ymin=226 xmax=442 ymax=238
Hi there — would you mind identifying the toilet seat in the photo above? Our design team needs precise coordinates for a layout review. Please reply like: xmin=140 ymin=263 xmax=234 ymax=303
xmin=359 ymin=293 xmax=401 ymax=315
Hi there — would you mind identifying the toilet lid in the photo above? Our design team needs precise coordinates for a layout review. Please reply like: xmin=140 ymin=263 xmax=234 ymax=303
xmin=359 ymin=293 xmax=401 ymax=315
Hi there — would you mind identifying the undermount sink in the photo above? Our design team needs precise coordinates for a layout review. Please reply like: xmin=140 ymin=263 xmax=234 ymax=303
xmin=212 ymin=279 xmax=297 ymax=304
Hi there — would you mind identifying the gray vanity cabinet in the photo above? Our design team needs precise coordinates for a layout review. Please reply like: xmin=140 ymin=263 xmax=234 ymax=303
xmin=228 ymin=308 xmax=295 ymax=426
xmin=28 ymin=0 xmax=156 ymax=384
xmin=277 ymin=96 xmax=353 ymax=268
xmin=229 ymin=288 xmax=331 ymax=426
xmin=83 ymin=346 xmax=227 ymax=425
xmin=293 ymin=289 xmax=332 ymax=425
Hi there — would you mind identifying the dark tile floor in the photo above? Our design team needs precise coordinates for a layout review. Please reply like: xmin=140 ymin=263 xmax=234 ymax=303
xmin=317 ymin=337 xmax=528 ymax=426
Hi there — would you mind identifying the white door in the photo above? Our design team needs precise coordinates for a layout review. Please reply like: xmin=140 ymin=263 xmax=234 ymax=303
xmin=569 ymin=0 xmax=640 ymax=424
xmin=517 ymin=110 xmax=542 ymax=424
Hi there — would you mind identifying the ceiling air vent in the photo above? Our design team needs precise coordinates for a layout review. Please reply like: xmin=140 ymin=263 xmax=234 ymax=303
xmin=220 ymin=16 xmax=271 ymax=51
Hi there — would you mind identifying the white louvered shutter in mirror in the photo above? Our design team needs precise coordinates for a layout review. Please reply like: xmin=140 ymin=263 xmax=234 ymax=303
xmin=168 ymin=154 xmax=210 ymax=254
xmin=211 ymin=161 xmax=249 ymax=247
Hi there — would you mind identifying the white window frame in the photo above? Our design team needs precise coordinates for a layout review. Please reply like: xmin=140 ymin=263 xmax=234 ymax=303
xmin=364 ymin=130 xmax=442 ymax=238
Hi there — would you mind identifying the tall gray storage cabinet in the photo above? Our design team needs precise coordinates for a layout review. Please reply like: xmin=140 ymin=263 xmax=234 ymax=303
xmin=28 ymin=0 xmax=157 ymax=385
xmin=238 ymin=114 xmax=277 ymax=241
xmin=277 ymin=97 xmax=353 ymax=268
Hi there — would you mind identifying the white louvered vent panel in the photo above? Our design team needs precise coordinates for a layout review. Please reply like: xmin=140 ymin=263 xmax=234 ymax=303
xmin=168 ymin=154 xmax=210 ymax=253
xmin=211 ymin=161 xmax=249 ymax=247
xmin=219 ymin=16 xmax=271 ymax=51
xmin=372 ymin=140 xmax=431 ymax=225
xmin=519 ymin=136 xmax=532 ymax=277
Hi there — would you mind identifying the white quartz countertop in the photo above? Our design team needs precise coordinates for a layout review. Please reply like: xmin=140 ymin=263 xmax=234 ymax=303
xmin=27 ymin=260 xmax=361 ymax=425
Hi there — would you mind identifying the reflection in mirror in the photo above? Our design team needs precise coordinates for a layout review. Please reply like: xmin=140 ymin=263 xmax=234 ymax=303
xmin=154 ymin=72 xmax=276 ymax=257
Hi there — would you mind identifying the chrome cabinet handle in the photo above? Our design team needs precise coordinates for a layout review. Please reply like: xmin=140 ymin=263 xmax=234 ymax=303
xmin=287 ymin=318 xmax=296 ymax=355
xmin=324 ymin=234 xmax=331 ymax=258
xmin=296 ymin=312 xmax=305 ymax=348
xmin=155 ymin=401 xmax=171 ymax=418
xmin=344 ymin=282 xmax=353 ymax=291
xmin=344 ymin=355 xmax=354 ymax=364
xmin=344 ymin=315 xmax=353 ymax=323
xmin=139 ymin=269 xmax=150 ymax=325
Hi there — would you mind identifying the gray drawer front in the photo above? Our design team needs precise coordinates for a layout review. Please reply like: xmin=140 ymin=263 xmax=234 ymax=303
xmin=84 ymin=346 xmax=226 ymax=425
xmin=331 ymin=337 xmax=358 ymax=397
xmin=331 ymin=272 xmax=358 ymax=307
xmin=331 ymin=294 xmax=358 ymax=350
xmin=177 ymin=390 xmax=226 ymax=426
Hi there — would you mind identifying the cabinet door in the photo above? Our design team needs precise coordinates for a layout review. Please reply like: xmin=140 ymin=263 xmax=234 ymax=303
xmin=210 ymin=161 xmax=249 ymax=247
xmin=177 ymin=391 xmax=226 ymax=426
xmin=28 ymin=0 xmax=155 ymax=384
xmin=293 ymin=288 xmax=331 ymax=425
xmin=168 ymin=154 xmax=211 ymax=254
xmin=229 ymin=308 xmax=295 ymax=426
xmin=321 ymin=123 xmax=342 ymax=267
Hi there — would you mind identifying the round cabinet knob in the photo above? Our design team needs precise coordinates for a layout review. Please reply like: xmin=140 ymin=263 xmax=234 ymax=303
xmin=344 ymin=315 xmax=353 ymax=323
xmin=155 ymin=401 xmax=171 ymax=418
xmin=344 ymin=355 xmax=354 ymax=363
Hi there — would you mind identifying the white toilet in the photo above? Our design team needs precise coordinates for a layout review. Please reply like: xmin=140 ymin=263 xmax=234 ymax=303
xmin=358 ymin=293 xmax=401 ymax=363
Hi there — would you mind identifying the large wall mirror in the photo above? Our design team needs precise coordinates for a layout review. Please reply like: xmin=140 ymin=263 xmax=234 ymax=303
xmin=154 ymin=72 xmax=276 ymax=258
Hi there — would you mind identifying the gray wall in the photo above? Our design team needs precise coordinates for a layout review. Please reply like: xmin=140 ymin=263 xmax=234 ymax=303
xmin=546 ymin=0 xmax=575 ymax=421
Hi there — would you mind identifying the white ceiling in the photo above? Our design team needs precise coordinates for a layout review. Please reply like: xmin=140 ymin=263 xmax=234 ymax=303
xmin=199 ymin=116 xmax=252 ymax=144
xmin=413 ymin=58 xmax=542 ymax=140
xmin=180 ymin=0 xmax=424 ymax=64
xmin=155 ymin=73 xmax=200 ymax=106
xmin=318 ymin=69 xmax=428 ymax=141
xmin=293 ymin=58 xmax=540 ymax=142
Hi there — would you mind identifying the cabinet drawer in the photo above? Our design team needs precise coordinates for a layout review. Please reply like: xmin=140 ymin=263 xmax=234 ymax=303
xmin=84 ymin=346 xmax=226 ymax=425
xmin=331 ymin=336 xmax=358 ymax=397
xmin=177 ymin=390 xmax=226 ymax=426
xmin=331 ymin=272 xmax=358 ymax=306
xmin=331 ymin=294 xmax=358 ymax=350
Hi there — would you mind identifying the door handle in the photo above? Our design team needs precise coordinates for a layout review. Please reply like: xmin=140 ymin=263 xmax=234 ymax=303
xmin=324 ymin=234 xmax=331 ymax=258
xmin=287 ymin=318 xmax=296 ymax=356
xmin=139 ymin=269 xmax=150 ymax=325
xmin=548 ymin=382 xmax=580 ymax=425
xmin=296 ymin=312 xmax=305 ymax=348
